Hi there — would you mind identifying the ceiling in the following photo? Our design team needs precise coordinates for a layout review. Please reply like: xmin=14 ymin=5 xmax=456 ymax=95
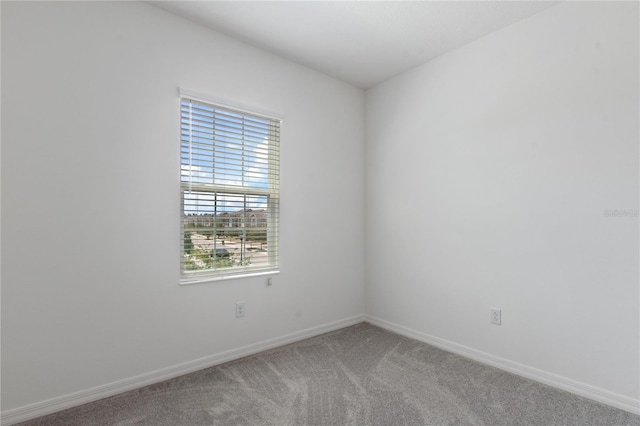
xmin=150 ymin=1 xmax=558 ymax=89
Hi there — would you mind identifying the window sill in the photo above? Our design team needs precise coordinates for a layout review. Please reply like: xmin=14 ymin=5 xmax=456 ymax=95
xmin=180 ymin=270 xmax=280 ymax=286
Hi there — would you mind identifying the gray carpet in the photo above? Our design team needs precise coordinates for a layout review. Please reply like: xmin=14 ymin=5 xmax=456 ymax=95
xmin=17 ymin=323 xmax=640 ymax=425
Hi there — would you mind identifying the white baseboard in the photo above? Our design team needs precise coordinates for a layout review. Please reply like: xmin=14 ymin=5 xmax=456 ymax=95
xmin=1 ymin=314 xmax=366 ymax=425
xmin=365 ymin=315 xmax=640 ymax=415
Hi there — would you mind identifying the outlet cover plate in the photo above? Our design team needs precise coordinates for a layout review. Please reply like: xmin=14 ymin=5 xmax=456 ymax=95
xmin=236 ymin=302 xmax=246 ymax=318
xmin=490 ymin=308 xmax=501 ymax=325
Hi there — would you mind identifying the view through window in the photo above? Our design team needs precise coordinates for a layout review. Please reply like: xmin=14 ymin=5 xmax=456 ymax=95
xmin=180 ymin=96 xmax=280 ymax=282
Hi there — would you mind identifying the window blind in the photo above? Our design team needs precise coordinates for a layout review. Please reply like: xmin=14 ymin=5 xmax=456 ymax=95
xmin=180 ymin=97 xmax=280 ymax=282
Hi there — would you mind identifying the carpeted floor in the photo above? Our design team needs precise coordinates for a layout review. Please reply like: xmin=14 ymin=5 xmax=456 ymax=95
xmin=17 ymin=322 xmax=640 ymax=425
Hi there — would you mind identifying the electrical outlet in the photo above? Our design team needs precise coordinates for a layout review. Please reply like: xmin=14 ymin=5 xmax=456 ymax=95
xmin=236 ymin=302 xmax=246 ymax=318
xmin=490 ymin=308 xmax=501 ymax=325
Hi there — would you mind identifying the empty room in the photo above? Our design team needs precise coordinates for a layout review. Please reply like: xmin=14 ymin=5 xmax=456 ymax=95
xmin=1 ymin=1 xmax=638 ymax=425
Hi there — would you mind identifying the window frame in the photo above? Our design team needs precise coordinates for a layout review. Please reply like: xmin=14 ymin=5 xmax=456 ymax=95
xmin=179 ymin=89 xmax=281 ymax=284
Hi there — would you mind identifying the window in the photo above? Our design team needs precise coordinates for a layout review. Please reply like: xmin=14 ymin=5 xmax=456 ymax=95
xmin=180 ymin=94 xmax=280 ymax=283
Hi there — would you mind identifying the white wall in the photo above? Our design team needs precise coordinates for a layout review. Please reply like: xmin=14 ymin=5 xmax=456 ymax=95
xmin=366 ymin=1 xmax=638 ymax=405
xmin=1 ymin=1 xmax=365 ymax=414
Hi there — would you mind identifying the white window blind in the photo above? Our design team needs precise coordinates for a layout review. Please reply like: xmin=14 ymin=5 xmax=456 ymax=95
xmin=180 ymin=96 xmax=280 ymax=282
